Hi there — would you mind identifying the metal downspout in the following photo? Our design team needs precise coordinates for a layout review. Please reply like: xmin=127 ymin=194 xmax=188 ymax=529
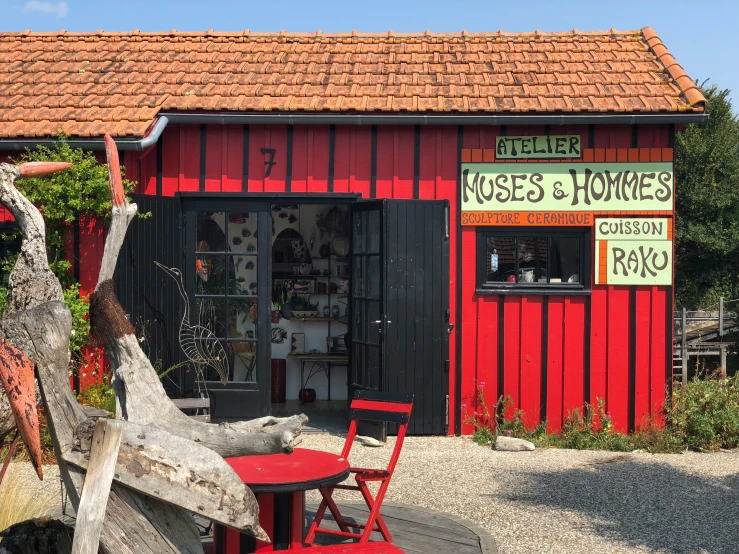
xmin=0 ymin=116 xmax=169 ymax=151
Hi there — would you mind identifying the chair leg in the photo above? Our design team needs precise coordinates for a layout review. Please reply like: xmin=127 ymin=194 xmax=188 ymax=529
xmin=304 ymin=496 xmax=328 ymax=545
xmin=305 ymin=487 xmax=350 ymax=545
xmin=358 ymin=480 xmax=392 ymax=543
xmin=322 ymin=488 xmax=351 ymax=533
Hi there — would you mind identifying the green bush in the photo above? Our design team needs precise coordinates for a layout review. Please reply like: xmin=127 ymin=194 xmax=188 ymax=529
xmin=668 ymin=371 xmax=739 ymax=450
xmin=463 ymin=374 xmax=739 ymax=453
xmin=76 ymin=378 xmax=116 ymax=415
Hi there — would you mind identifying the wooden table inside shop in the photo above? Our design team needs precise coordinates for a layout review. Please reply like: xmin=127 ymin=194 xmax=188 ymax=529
xmin=215 ymin=448 xmax=350 ymax=552
xmin=286 ymin=353 xmax=349 ymax=401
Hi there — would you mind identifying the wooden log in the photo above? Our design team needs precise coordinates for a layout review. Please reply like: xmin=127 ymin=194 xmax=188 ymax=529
xmin=0 ymin=340 xmax=43 ymax=479
xmin=72 ymin=419 xmax=123 ymax=554
xmin=108 ymin=335 xmax=306 ymax=457
xmin=65 ymin=417 xmax=266 ymax=539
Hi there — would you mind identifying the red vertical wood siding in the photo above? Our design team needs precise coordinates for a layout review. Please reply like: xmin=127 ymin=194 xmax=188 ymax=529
xmin=65 ymin=122 xmax=674 ymax=435
xmin=459 ymin=124 xmax=673 ymax=434
xmin=179 ymin=126 xmax=201 ymax=193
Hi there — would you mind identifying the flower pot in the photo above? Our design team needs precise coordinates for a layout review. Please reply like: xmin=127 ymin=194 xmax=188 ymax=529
xmin=299 ymin=388 xmax=316 ymax=403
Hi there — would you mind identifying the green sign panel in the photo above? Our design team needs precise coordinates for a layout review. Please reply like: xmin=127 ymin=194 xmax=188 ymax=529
xmin=596 ymin=239 xmax=673 ymax=286
xmin=461 ymin=162 xmax=674 ymax=213
xmin=495 ymin=135 xmax=581 ymax=159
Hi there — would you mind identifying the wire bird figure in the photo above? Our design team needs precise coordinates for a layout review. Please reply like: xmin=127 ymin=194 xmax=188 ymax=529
xmin=154 ymin=262 xmax=229 ymax=387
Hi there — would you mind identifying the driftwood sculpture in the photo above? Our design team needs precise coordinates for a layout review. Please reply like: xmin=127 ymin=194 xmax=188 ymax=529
xmin=0 ymin=137 xmax=307 ymax=553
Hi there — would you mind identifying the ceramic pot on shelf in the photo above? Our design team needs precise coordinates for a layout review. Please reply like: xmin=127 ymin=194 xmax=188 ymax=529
xmin=299 ymin=388 xmax=316 ymax=404
xmin=331 ymin=235 xmax=349 ymax=257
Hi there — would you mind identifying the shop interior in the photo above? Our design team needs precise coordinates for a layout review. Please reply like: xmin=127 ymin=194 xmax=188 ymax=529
xmin=194 ymin=202 xmax=351 ymax=428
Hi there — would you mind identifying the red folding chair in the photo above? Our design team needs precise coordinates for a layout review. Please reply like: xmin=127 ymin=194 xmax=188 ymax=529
xmin=305 ymin=391 xmax=414 ymax=545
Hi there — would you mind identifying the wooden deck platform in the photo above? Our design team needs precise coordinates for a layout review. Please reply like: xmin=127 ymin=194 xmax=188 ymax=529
xmin=306 ymin=502 xmax=494 ymax=554
xmin=199 ymin=502 xmax=495 ymax=553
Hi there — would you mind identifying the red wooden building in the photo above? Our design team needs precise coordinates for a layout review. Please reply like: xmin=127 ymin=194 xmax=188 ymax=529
xmin=0 ymin=28 xmax=706 ymax=435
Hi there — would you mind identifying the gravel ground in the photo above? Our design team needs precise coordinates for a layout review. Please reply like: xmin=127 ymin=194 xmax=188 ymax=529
xmin=4 ymin=438 xmax=736 ymax=554
xmin=300 ymin=433 xmax=739 ymax=554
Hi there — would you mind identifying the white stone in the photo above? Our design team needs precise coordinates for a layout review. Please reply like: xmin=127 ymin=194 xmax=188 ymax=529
xmin=494 ymin=436 xmax=535 ymax=451
xmin=356 ymin=435 xmax=383 ymax=447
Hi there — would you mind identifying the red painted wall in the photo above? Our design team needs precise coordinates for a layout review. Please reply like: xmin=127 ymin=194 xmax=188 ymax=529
xmin=460 ymin=125 xmax=673 ymax=434
xmin=67 ymin=122 xmax=674 ymax=434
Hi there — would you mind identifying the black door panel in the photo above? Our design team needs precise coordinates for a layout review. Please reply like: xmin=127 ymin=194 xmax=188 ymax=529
xmin=115 ymin=194 xmax=185 ymax=397
xmin=349 ymin=200 xmax=449 ymax=436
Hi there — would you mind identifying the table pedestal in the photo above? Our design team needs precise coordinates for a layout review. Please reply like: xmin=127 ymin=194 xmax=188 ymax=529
xmin=215 ymin=491 xmax=305 ymax=552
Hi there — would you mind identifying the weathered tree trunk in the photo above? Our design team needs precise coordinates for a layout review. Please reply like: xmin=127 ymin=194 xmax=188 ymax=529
xmin=107 ymin=333 xmax=306 ymax=457
xmin=0 ymin=394 xmax=13 ymax=441
xmin=0 ymin=163 xmax=205 ymax=554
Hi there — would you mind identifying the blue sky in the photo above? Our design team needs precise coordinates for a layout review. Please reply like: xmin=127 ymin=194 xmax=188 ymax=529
xmin=4 ymin=0 xmax=737 ymax=106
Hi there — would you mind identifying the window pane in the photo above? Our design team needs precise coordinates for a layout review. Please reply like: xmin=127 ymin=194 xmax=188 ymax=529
xmin=352 ymin=211 xmax=365 ymax=255
xmin=195 ymin=254 xmax=226 ymax=295
xmin=353 ymin=256 xmax=365 ymax=296
xmin=486 ymin=237 xmax=516 ymax=283
xmin=230 ymin=341 xmax=258 ymax=382
xmin=368 ymin=210 xmax=381 ymax=254
xmin=518 ymin=237 xmax=548 ymax=283
xmin=550 ymin=237 xmax=580 ymax=283
xmin=197 ymin=212 xmax=227 ymax=251
xmin=228 ymin=299 xmax=256 ymax=338
xmin=367 ymin=255 xmax=380 ymax=299
xmin=227 ymin=212 xmax=257 ymax=253
xmin=229 ymin=255 xmax=257 ymax=296
xmin=195 ymin=298 xmax=226 ymax=339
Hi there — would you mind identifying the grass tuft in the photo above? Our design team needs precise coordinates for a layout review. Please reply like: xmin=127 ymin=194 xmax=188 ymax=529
xmin=0 ymin=464 xmax=58 ymax=533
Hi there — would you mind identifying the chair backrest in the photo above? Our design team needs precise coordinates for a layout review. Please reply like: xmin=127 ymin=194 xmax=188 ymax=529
xmin=342 ymin=391 xmax=414 ymax=472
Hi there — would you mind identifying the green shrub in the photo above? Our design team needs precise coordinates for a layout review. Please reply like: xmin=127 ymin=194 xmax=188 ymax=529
xmin=76 ymin=378 xmax=116 ymax=415
xmin=462 ymin=381 xmax=498 ymax=446
xmin=463 ymin=377 xmax=739 ymax=453
xmin=668 ymin=371 xmax=739 ymax=451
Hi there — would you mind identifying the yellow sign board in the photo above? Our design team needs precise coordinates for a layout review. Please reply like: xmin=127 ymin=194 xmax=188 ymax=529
xmin=595 ymin=239 xmax=673 ymax=285
xmin=461 ymin=162 xmax=673 ymax=225
xmin=495 ymin=135 xmax=581 ymax=159
xmin=595 ymin=217 xmax=671 ymax=241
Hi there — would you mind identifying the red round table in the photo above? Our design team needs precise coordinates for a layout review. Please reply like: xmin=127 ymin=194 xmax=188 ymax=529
xmin=215 ymin=448 xmax=350 ymax=553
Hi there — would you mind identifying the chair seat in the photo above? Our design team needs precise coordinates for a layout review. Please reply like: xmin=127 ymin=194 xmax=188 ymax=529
xmin=290 ymin=544 xmax=403 ymax=553
xmin=351 ymin=468 xmax=390 ymax=477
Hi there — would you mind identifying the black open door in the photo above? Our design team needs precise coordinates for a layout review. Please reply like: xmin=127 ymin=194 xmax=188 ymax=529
xmin=115 ymin=194 xmax=185 ymax=397
xmin=182 ymin=198 xmax=272 ymax=420
xmin=349 ymin=200 xmax=450 ymax=436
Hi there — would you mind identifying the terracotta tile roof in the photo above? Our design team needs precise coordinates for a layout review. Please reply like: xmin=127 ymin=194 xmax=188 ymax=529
xmin=0 ymin=27 xmax=705 ymax=139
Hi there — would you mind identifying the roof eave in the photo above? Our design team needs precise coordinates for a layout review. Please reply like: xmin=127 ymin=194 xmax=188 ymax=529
xmin=0 ymin=111 xmax=708 ymax=150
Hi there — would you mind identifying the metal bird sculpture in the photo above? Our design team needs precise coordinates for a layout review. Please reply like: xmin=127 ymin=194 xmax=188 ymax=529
xmin=154 ymin=262 xmax=229 ymax=386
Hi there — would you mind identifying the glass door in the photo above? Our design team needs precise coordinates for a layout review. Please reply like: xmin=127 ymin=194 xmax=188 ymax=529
xmin=183 ymin=199 xmax=271 ymax=419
